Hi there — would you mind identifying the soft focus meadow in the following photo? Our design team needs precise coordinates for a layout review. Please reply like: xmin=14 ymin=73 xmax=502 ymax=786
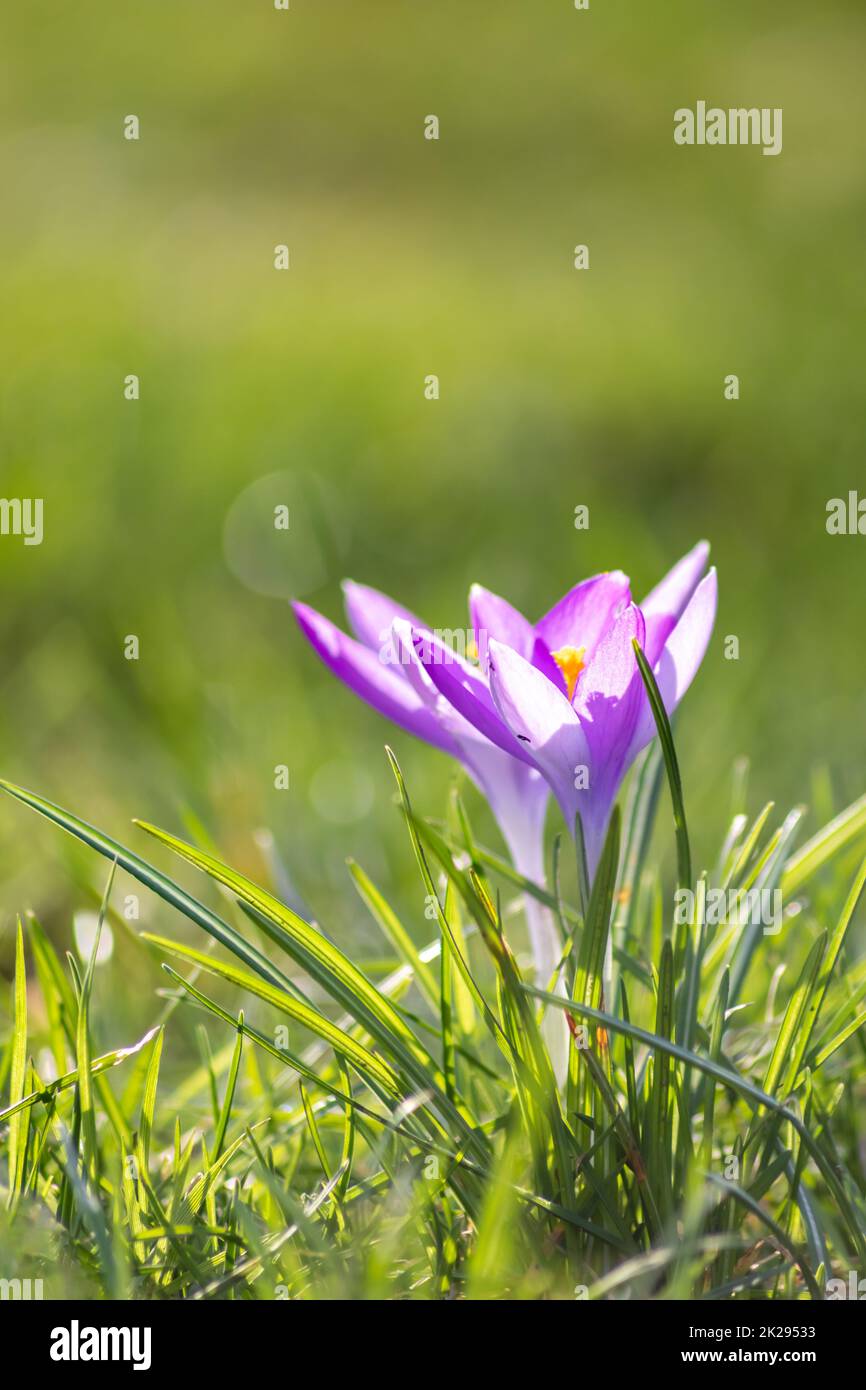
xmin=1 ymin=2 xmax=866 ymax=1300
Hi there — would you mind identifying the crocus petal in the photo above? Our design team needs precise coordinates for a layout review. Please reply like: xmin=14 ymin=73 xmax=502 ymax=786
xmin=628 ymin=568 xmax=718 ymax=763
xmin=394 ymin=624 xmax=559 ymax=986
xmin=574 ymin=602 xmax=647 ymax=790
xmin=409 ymin=625 xmax=537 ymax=767
xmin=641 ymin=539 xmax=709 ymax=618
xmin=575 ymin=603 xmax=645 ymax=715
xmin=445 ymin=736 xmax=561 ymax=1037
xmin=487 ymin=639 xmax=591 ymax=832
xmin=342 ymin=580 xmax=426 ymax=658
xmin=535 ymin=570 xmax=632 ymax=667
xmin=562 ymin=603 xmax=648 ymax=867
xmin=654 ymin=566 xmax=717 ymax=711
xmin=469 ymin=583 xmax=536 ymax=666
xmin=390 ymin=618 xmax=441 ymax=706
xmin=641 ymin=540 xmax=710 ymax=665
xmin=456 ymin=743 xmax=560 ymax=985
xmin=455 ymin=736 xmax=550 ymax=872
xmin=531 ymin=635 xmax=568 ymax=690
xmin=292 ymin=601 xmax=460 ymax=756
xmin=391 ymin=619 xmax=516 ymax=770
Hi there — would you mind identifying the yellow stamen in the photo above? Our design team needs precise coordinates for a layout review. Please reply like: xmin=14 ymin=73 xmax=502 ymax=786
xmin=551 ymin=644 xmax=587 ymax=701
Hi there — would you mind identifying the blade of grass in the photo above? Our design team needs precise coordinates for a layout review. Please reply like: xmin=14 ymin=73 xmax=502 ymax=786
xmin=211 ymin=1012 xmax=244 ymax=1164
xmin=141 ymin=932 xmax=403 ymax=1098
xmin=632 ymin=638 xmax=691 ymax=892
xmin=782 ymin=852 xmax=866 ymax=1093
xmin=347 ymin=859 xmax=439 ymax=1011
xmin=523 ymin=980 xmax=866 ymax=1260
xmin=782 ymin=793 xmax=866 ymax=896
xmin=7 ymin=918 xmax=28 ymax=1205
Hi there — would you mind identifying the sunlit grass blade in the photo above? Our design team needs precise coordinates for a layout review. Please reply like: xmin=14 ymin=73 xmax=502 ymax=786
xmin=0 ymin=1027 xmax=160 ymax=1126
xmin=76 ymin=859 xmax=117 ymax=1181
xmin=133 ymin=813 xmax=485 ymax=1156
xmin=762 ymin=931 xmax=827 ymax=1099
xmin=806 ymin=1007 xmax=866 ymax=1075
xmin=141 ymin=932 xmax=404 ymax=1098
xmin=347 ymin=858 xmax=440 ymax=1011
xmin=27 ymin=915 xmax=70 ymax=1080
xmin=522 ymin=979 xmax=866 ymax=1260
xmin=135 ymin=1025 xmax=164 ymax=1187
xmin=647 ymin=938 xmax=674 ymax=1223
xmin=569 ymin=806 xmax=620 ymax=1144
xmin=163 ymin=963 xmax=486 ymax=1203
xmin=0 ymin=776 xmax=488 ymax=1167
xmin=211 ymin=1012 xmax=244 ymax=1164
xmin=782 ymin=852 xmax=866 ymax=1093
xmin=0 ymin=778 xmax=299 ymax=995
xmin=727 ymin=806 xmax=805 ymax=1005
xmin=574 ymin=806 xmax=620 ymax=1022
xmin=300 ymin=1079 xmax=332 ymax=1182
xmin=702 ymin=967 xmax=728 ymax=1168
xmin=632 ymin=638 xmax=691 ymax=891
xmin=465 ymin=1111 xmax=527 ymax=1299
xmin=703 ymin=1171 xmax=819 ymax=1299
xmin=440 ymin=880 xmax=459 ymax=1102
xmin=722 ymin=801 xmax=774 ymax=889
xmin=6 ymin=918 xmax=28 ymax=1205
xmin=782 ymin=792 xmax=866 ymax=896
xmin=386 ymin=747 xmax=512 ymax=1063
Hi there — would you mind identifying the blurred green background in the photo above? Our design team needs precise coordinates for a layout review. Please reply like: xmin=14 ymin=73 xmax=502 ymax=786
xmin=2 ymin=1 xmax=865 ymax=999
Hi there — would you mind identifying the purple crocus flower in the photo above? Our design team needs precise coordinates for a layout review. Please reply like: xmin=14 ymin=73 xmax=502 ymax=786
xmin=413 ymin=540 xmax=716 ymax=877
xmin=292 ymin=586 xmax=558 ymax=983
xmin=292 ymin=542 xmax=715 ymax=996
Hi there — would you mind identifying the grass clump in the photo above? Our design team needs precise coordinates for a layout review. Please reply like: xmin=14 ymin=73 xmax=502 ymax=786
xmin=1 ymin=732 xmax=866 ymax=1301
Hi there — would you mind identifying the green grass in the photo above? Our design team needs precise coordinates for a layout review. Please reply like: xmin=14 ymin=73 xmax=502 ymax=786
xmin=1 ymin=702 xmax=866 ymax=1300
